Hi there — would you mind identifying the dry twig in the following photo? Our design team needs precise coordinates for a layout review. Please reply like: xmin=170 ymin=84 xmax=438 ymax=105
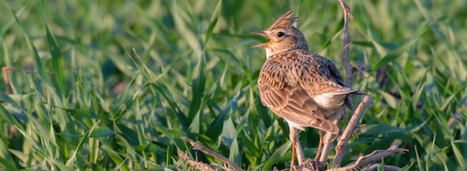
xmin=317 ymin=0 xmax=355 ymax=167
xmin=181 ymin=136 xmax=243 ymax=171
xmin=318 ymin=124 xmax=337 ymax=167
xmin=331 ymin=143 xmax=408 ymax=171
xmin=333 ymin=95 xmax=372 ymax=165
xmin=178 ymin=151 xmax=215 ymax=171
xmin=338 ymin=0 xmax=353 ymax=87
xmin=317 ymin=95 xmax=372 ymax=169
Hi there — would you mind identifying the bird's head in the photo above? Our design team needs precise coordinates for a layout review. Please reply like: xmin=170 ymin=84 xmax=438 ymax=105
xmin=252 ymin=11 xmax=309 ymax=57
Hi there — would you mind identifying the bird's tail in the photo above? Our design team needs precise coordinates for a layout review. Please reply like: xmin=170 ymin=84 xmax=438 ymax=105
xmin=345 ymin=90 xmax=366 ymax=112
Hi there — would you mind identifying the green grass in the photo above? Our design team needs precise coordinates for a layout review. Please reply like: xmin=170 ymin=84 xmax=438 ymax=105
xmin=0 ymin=0 xmax=466 ymax=170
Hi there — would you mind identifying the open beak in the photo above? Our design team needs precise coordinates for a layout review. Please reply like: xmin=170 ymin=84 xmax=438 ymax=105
xmin=251 ymin=31 xmax=272 ymax=48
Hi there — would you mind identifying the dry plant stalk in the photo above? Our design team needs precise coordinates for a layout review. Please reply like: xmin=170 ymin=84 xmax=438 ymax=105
xmin=332 ymin=143 xmax=409 ymax=171
xmin=319 ymin=0 xmax=407 ymax=170
xmin=333 ymin=95 xmax=372 ymax=165
xmin=178 ymin=151 xmax=216 ymax=171
xmin=339 ymin=0 xmax=353 ymax=87
xmin=317 ymin=95 xmax=372 ymax=170
xmin=317 ymin=0 xmax=355 ymax=167
xmin=180 ymin=137 xmax=243 ymax=171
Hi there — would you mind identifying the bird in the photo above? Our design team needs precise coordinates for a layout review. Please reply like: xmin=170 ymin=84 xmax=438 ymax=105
xmin=252 ymin=11 xmax=364 ymax=169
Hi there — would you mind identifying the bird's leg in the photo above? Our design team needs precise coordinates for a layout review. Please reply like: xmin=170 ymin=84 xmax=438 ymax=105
xmin=318 ymin=132 xmax=333 ymax=169
xmin=294 ymin=130 xmax=305 ymax=165
xmin=314 ymin=130 xmax=325 ymax=161
xmin=289 ymin=126 xmax=305 ymax=170
xmin=289 ymin=127 xmax=305 ymax=170
xmin=290 ymin=126 xmax=296 ymax=171
xmin=312 ymin=130 xmax=325 ymax=171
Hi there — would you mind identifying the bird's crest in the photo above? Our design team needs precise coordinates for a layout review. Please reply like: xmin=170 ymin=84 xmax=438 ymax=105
xmin=268 ymin=11 xmax=297 ymax=30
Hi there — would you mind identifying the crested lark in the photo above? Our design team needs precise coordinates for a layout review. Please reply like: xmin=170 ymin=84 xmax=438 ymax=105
xmin=252 ymin=11 xmax=364 ymax=169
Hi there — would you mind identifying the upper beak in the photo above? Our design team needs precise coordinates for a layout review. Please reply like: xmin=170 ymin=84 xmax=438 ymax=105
xmin=251 ymin=31 xmax=271 ymax=48
xmin=252 ymin=31 xmax=267 ymax=37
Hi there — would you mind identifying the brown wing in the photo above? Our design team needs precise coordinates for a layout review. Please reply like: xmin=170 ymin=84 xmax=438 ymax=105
xmin=297 ymin=52 xmax=365 ymax=111
xmin=258 ymin=59 xmax=338 ymax=133
xmin=296 ymin=53 xmax=354 ymax=96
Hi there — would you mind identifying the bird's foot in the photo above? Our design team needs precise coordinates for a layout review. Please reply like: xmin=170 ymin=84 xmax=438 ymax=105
xmin=300 ymin=158 xmax=321 ymax=171
xmin=290 ymin=164 xmax=298 ymax=171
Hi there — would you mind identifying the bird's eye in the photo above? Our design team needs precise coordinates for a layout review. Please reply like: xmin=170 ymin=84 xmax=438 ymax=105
xmin=277 ymin=32 xmax=285 ymax=37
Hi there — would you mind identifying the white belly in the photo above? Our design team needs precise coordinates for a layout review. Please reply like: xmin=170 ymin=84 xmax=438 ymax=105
xmin=312 ymin=93 xmax=346 ymax=109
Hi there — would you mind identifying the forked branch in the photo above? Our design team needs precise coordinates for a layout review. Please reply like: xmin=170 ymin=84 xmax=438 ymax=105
xmin=331 ymin=143 xmax=409 ymax=171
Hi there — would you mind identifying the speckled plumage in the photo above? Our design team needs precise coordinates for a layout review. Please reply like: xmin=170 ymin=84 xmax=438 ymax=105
xmin=258 ymin=49 xmax=360 ymax=132
xmin=252 ymin=11 xmax=364 ymax=168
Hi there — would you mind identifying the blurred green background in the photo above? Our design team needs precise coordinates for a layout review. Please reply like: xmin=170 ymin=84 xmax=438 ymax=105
xmin=0 ymin=0 xmax=466 ymax=170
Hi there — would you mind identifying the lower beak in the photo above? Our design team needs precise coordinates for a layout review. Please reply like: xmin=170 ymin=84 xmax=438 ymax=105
xmin=251 ymin=31 xmax=270 ymax=48
xmin=252 ymin=43 xmax=269 ymax=49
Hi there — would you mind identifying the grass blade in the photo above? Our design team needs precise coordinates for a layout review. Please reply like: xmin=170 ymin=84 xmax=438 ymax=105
xmin=204 ymin=0 xmax=222 ymax=45
xmin=262 ymin=140 xmax=292 ymax=170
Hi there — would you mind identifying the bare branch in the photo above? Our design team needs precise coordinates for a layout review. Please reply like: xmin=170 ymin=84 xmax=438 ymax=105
xmin=338 ymin=0 xmax=353 ymax=87
xmin=333 ymin=95 xmax=372 ymax=165
xmin=318 ymin=125 xmax=337 ymax=168
xmin=317 ymin=95 xmax=372 ymax=169
xmin=181 ymin=136 xmax=243 ymax=171
xmin=330 ymin=144 xmax=409 ymax=171
xmin=338 ymin=0 xmax=354 ymax=20
xmin=315 ymin=1 xmax=358 ymax=169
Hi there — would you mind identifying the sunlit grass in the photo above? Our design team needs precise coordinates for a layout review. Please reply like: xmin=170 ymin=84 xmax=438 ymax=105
xmin=0 ymin=0 xmax=466 ymax=170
